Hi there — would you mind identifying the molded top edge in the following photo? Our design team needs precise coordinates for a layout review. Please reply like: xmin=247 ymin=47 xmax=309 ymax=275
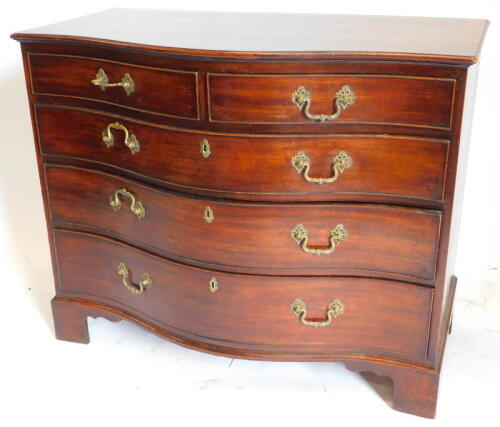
xmin=12 ymin=9 xmax=489 ymax=64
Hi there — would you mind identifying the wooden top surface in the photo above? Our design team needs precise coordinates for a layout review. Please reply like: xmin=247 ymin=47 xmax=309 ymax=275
xmin=12 ymin=9 xmax=488 ymax=63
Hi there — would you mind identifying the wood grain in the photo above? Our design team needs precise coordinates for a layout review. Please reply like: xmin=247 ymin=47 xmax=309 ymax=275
xmin=37 ymin=104 xmax=449 ymax=204
xmin=208 ymin=73 xmax=455 ymax=129
xmin=22 ymin=40 xmax=469 ymax=137
xmin=54 ymin=230 xmax=433 ymax=361
xmin=46 ymin=165 xmax=441 ymax=282
xmin=12 ymin=9 xmax=488 ymax=63
xmin=12 ymin=14 xmax=487 ymax=417
xmin=345 ymin=359 xmax=439 ymax=418
xmin=29 ymin=53 xmax=199 ymax=119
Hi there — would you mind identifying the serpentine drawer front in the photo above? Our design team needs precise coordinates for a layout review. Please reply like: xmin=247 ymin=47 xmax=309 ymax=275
xmin=29 ymin=54 xmax=199 ymax=119
xmin=208 ymin=73 xmax=455 ymax=129
xmin=13 ymin=9 xmax=488 ymax=419
xmin=37 ymin=105 xmax=449 ymax=204
xmin=55 ymin=230 xmax=433 ymax=361
xmin=45 ymin=165 xmax=441 ymax=282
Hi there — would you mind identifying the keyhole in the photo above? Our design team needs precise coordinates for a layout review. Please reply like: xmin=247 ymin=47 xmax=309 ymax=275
xmin=200 ymin=138 xmax=211 ymax=159
xmin=204 ymin=206 xmax=214 ymax=223
xmin=209 ymin=277 xmax=218 ymax=293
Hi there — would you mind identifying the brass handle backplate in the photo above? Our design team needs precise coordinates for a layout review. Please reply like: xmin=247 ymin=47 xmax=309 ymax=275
xmin=291 ymin=85 xmax=355 ymax=122
xmin=117 ymin=262 xmax=152 ymax=294
xmin=110 ymin=188 xmax=145 ymax=219
xmin=290 ymin=298 xmax=344 ymax=327
xmin=102 ymin=122 xmax=140 ymax=154
xmin=291 ymin=223 xmax=348 ymax=255
xmin=292 ymin=150 xmax=353 ymax=185
xmin=91 ymin=68 xmax=135 ymax=95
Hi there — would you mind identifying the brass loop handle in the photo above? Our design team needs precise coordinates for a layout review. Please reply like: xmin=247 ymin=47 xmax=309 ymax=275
xmin=110 ymin=188 xmax=146 ymax=219
xmin=117 ymin=263 xmax=152 ymax=295
xmin=102 ymin=122 xmax=140 ymax=154
xmin=91 ymin=68 xmax=135 ymax=95
xmin=291 ymin=85 xmax=355 ymax=122
xmin=290 ymin=298 xmax=344 ymax=327
xmin=292 ymin=150 xmax=353 ymax=185
xmin=291 ymin=224 xmax=348 ymax=255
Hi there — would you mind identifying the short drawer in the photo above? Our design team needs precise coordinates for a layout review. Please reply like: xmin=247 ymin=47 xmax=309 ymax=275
xmin=208 ymin=73 xmax=455 ymax=129
xmin=29 ymin=54 xmax=198 ymax=119
xmin=37 ymin=105 xmax=449 ymax=204
xmin=55 ymin=230 xmax=433 ymax=361
xmin=46 ymin=166 xmax=441 ymax=283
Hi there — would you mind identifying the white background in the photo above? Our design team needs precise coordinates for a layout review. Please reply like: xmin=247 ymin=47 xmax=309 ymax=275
xmin=1 ymin=1 xmax=499 ymax=426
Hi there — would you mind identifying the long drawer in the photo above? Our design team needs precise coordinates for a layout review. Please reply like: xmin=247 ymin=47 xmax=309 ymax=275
xmin=54 ymin=230 xmax=433 ymax=360
xmin=37 ymin=104 xmax=449 ymax=204
xmin=46 ymin=165 xmax=441 ymax=283
xmin=29 ymin=54 xmax=199 ymax=119
xmin=208 ymin=73 xmax=456 ymax=130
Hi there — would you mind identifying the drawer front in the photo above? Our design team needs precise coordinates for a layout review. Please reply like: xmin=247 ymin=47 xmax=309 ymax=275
xmin=46 ymin=166 xmax=441 ymax=282
xmin=37 ymin=105 xmax=449 ymax=204
xmin=29 ymin=54 xmax=199 ymax=119
xmin=208 ymin=73 xmax=455 ymax=129
xmin=55 ymin=230 xmax=433 ymax=360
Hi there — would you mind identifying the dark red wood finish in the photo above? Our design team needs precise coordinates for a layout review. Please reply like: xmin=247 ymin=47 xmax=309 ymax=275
xmin=208 ymin=73 xmax=455 ymax=129
xmin=13 ymin=13 xmax=486 ymax=417
xmin=37 ymin=104 xmax=449 ymax=204
xmin=11 ymin=10 xmax=489 ymax=63
xmin=54 ymin=230 xmax=433 ymax=360
xmin=20 ymin=39 xmax=471 ymax=139
xmin=29 ymin=53 xmax=199 ymax=119
xmin=45 ymin=165 xmax=441 ymax=283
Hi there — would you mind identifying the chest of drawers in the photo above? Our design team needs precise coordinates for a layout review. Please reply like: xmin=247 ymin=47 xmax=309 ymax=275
xmin=12 ymin=9 xmax=488 ymax=418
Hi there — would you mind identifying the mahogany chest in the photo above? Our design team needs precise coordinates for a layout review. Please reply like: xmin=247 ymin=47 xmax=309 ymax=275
xmin=12 ymin=9 xmax=488 ymax=418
